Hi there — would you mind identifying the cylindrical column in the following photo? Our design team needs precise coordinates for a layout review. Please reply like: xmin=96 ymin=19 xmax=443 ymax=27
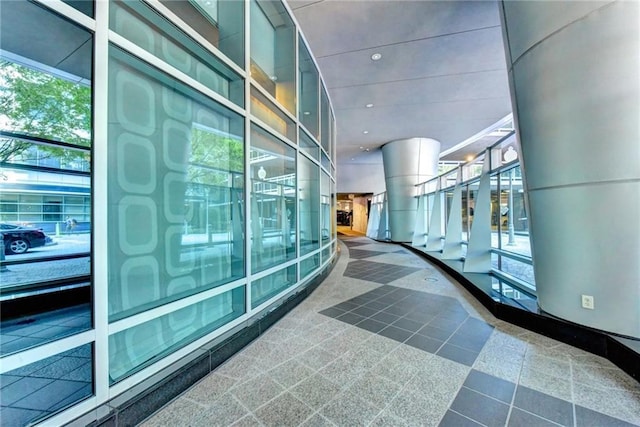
xmin=501 ymin=1 xmax=640 ymax=337
xmin=381 ymin=138 xmax=440 ymax=242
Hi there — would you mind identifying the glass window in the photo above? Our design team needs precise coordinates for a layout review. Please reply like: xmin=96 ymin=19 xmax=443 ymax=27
xmin=499 ymin=166 xmax=530 ymax=256
xmin=250 ymin=85 xmax=296 ymax=142
xmin=107 ymin=46 xmax=245 ymax=321
xmin=62 ymin=0 xmax=94 ymax=17
xmin=301 ymin=253 xmax=319 ymax=279
xmin=298 ymin=153 xmax=320 ymax=256
xmin=0 ymin=344 xmax=93 ymax=426
xmin=299 ymin=129 xmax=319 ymax=161
xmin=320 ymin=172 xmax=330 ymax=242
xmin=0 ymin=0 xmax=93 ymax=358
xmin=109 ymin=287 xmax=244 ymax=383
xmin=250 ymin=0 xmax=295 ymax=114
xmin=250 ymin=125 xmax=296 ymax=273
xmin=251 ymin=265 xmax=296 ymax=308
xmin=320 ymin=86 xmax=330 ymax=154
xmin=160 ymin=0 xmax=245 ymax=68
xmin=298 ymin=38 xmax=319 ymax=138
xmin=111 ymin=0 xmax=243 ymax=106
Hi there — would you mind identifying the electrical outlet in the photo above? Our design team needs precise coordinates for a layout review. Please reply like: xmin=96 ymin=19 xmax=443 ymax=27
xmin=581 ymin=295 xmax=595 ymax=310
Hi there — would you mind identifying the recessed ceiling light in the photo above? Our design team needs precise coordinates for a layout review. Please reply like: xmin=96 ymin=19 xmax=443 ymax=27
xmin=359 ymin=146 xmax=364 ymax=149
xmin=363 ymin=130 xmax=369 ymax=134
xmin=365 ymin=103 xmax=374 ymax=108
xmin=351 ymin=158 xmax=355 ymax=160
xmin=270 ymin=75 xmax=278 ymax=81
xmin=371 ymin=53 xmax=382 ymax=61
xmin=365 ymin=148 xmax=370 ymax=152
xmin=303 ymin=111 xmax=310 ymax=115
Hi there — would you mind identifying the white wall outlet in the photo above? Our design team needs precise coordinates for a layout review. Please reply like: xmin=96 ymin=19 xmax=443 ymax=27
xmin=581 ymin=295 xmax=595 ymax=310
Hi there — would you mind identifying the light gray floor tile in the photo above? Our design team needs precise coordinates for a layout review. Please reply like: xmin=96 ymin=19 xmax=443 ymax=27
xmin=291 ymin=373 xmax=342 ymax=410
xmin=296 ymin=346 xmax=340 ymax=371
xmin=300 ymin=413 xmax=337 ymax=427
xmin=268 ymin=359 xmax=314 ymax=389
xmin=231 ymin=374 xmax=285 ymax=411
xmin=320 ymin=391 xmax=380 ymax=427
xmin=253 ymin=392 xmax=314 ymax=427
xmin=196 ymin=393 xmax=248 ymax=427
xmin=141 ymin=397 xmax=207 ymax=427
xmin=346 ymin=372 xmax=403 ymax=408
xmin=183 ymin=373 xmax=237 ymax=405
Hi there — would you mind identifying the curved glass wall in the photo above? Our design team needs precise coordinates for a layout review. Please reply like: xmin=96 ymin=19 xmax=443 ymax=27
xmin=0 ymin=1 xmax=336 ymax=425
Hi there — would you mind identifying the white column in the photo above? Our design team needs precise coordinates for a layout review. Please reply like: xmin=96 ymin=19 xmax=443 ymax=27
xmin=501 ymin=1 xmax=640 ymax=337
xmin=381 ymin=138 xmax=440 ymax=242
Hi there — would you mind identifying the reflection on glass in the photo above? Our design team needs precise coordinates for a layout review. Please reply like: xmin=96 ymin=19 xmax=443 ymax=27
xmin=462 ymin=187 xmax=468 ymax=241
xmin=298 ymin=38 xmax=319 ymax=138
xmin=467 ymin=182 xmax=479 ymax=237
xmin=320 ymin=87 xmax=330 ymax=154
xmin=160 ymin=0 xmax=245 ymax=68
xmin=299 ymin=129 xmax=319 ymax=161
xmin=0 ymin=0 xmax=93 ymax=357
xmin=109 ymin=287 xmax=244 ymax=383
xmin=250 ymin=0 xmax=295 ymax=113
xmin=500 ymin=167 xmax=530 ymax=256
xmin=62 ymin=0 xmax=94 ymax=17
xmin=111 ymin=0 xmax=243 ymax=106
xmin=301 ymin=253 xmax=319 ymax=279
xmin=250 ymin=86 xmax=295 ymax=141
xmin=250 ymin=125 xmax=296 ymax=273
xmin=444 ymin=190 xmax=454 ymax=231
xmin=490 ymin=176 xmax=500 ymax=247
xmin=320 ymin=172 xmax=330 ymax=242
xmin=298 ymin=154 xmax=320 ymax=256
xmin=251 ymin=265 xmax=296 ymax=307
xmin=0 ymin=343 xmax=93 ymax=425
xmin=107 ymin=46 xmax=245 ymax=321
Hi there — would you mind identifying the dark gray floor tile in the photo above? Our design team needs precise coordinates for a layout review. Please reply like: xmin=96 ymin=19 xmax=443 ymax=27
xmin=351 ymin=306 xmax=379 ymax=318
xmin=436 ymin=344 xmax=478 ymax=366
xmin=437 ymin=310 xmax=469 ymax=323
xmin=447 ymin=332 xmax=490 ymax=353
xmin=428 ymin=318 xmax=464 ymax=334
xmin=417 ymin=325 xmax=453 ymax=341
xmin=336 ymin=312 xmax=366 ymax=325
xmin=392 ymin=317 xmax=427 ymax=333
xmin=439 ymin=410 xmax=483 ymax=427
xmin=575 ymin=405 xmax=637 ymax=427
xmin=508 ymin=408 xmax=559 ymax=426
xmin=371 ymin=311 xmax=399 ymax=324
xmin=356 ymin=318 xmax=387 ymax=333
xmin=405 ymin=334 xmax=443 ymax=353
xmin=31 ymin=356 xmax=88 ymax=379
xmin=513 ymin=386 xmax=573 ymax=426
xmin=378 ymin=326 xmax=413 ymax=342
xmin=405 ymin=311 xmax=437 ymax=323
xmin=349 ymin=296 xmax=371 ymax=305
xmin=364 ymin=300 xmax=389 ymax=311
xmin=457 ymin=318 xmax=494 ymax=339
xmin=319 ymin=307 xmax=346 ymax=318
xmin=450 ymin=387 xmax=509 ymax=427
xmin=334 ymin=301 xmax=359 ymax=312
xmin=463 ymin=370 xmax=515 ymax=403
xmin=383 ymin=305 xmax=410 ymax=316
xmin=1 ymin=337 xmax=46 ymax=355
xmin=48 ymin=383 xmax=92 ymax=412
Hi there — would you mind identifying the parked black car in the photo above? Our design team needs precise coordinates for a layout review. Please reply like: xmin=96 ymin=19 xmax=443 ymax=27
xmin=0 ymin=223 xmax=48 ymax=255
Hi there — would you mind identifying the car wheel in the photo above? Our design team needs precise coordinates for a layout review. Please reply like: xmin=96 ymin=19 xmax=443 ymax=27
xmin=7 ymin=239 xmax=29 ymax=255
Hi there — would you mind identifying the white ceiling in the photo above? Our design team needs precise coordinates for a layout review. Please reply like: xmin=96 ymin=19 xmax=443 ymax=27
xmin=290 ymin=0 xmax=513 ymax=173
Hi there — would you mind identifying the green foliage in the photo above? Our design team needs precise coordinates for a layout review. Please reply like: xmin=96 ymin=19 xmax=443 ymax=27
xmin=0 ymin=60 xmax=91 ymax=163
xmin=189 ymin=126 xmax=244 ymax=186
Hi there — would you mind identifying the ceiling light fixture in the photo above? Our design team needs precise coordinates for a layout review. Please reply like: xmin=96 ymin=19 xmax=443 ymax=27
xmin=371 ymin=53 xmax=382 ymax=61
xmin=363 ymin=130 xmax=369 ymax=134
xmin=365 ymin=103 xmax=374 ymax=108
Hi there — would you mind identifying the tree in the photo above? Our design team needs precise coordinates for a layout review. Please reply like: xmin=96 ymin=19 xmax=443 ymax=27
xmin=0 ymin=60 xmax=91 ymax=164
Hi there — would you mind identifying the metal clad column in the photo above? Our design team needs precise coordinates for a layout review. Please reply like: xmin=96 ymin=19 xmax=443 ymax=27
xmin=501 ymin=1 xmax=640 ymax=337
xmin=382 ymin=138 xmax=440 ymax=243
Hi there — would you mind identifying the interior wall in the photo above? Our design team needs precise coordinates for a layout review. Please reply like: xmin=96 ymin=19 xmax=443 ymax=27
xmin=352 ymin=196 xmax=369 ymax=233
xmin=336 ymin=163 xmax=386 ymax=195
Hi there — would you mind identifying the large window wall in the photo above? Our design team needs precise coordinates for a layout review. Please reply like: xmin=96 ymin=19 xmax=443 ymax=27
xmin=0 ymin=0 xmax=336 ymax=425
xmin=411 ymin=133 xmax=535 ymax=298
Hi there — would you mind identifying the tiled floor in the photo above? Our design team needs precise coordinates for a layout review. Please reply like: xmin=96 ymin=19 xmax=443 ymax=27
xmin=143 ymin=236 xmax=640 ymax=427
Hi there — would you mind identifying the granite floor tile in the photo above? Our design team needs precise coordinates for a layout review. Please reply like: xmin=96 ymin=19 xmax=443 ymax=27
xmin=507 ymin=408 xmax=559 ymax=427
xmin=196 ymin=393 xmax=248 ymax=426
xmin=436 ymin=343 xmax=478 ymax=366
xmin=231 ymin=374 xmax=284 ymax=411
xmin=405 ymin=333 xmax=443 ymax=353
xmin=268 ymin=359 xmax=314 ymax=389
xmin=346 ymin=372 xmax=403 ymax=407
xmin=386 ymin=388 xmax=450 ymax=426
xmin=296 ymin=346 xmax=339 ymax=371
xmin=229 ymin=414 xmax=262 ymax=427
xmin=320 ymin=391 xmax=380 ymax=427
xmin=378 ymin=325 xmax=413 ymax=342
xmin=575 ymin=404 xmax=638 ymax=427
xmin=391 ymin=317 xmax=424 ymax=333
xmin=300 ymin=413 xmax=337 ymax=427
xmin=356 ymin=318 xmax=387 ymax=333
xmin=369 ymin=411 xmax=411 ymax=427
xmin=253 ymin=392 xmax=314 ymax=427
xmin=291 ymin=373 xmax=342 ymax=410
xmin=183 ymin=373 xmax=237 ymax=405
xmin=518 ymin=365 xmax=572 ymax=401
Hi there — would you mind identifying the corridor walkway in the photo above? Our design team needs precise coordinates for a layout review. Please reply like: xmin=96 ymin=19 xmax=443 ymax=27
xmin=142 ymin=237 xmax=640 ymax=426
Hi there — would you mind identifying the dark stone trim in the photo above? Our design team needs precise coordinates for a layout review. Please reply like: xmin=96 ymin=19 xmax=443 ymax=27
xmin=82 ymin=256 xmax=338 ymax=427
xmin=401 ymin=244 xmax=640 ymax=382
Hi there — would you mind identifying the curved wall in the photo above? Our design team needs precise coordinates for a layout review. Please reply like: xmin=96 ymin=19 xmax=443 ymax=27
xmin=381 ymin=138 xmax=440 ymax=242
xmin=501 ymin=1 xmax=640 ymax=337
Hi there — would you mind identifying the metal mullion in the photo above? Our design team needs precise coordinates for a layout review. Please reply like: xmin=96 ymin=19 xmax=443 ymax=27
xmin=244 ymin=0 xmax=253 ymax=318
xmin=93 ymin=0 xmax=110 ymax=408
xmin=249 ymin=116 xmax=297 ymax=150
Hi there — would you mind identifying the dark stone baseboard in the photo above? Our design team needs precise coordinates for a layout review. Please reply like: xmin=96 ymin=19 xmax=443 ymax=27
xmin=401 ymin=244 xmax=640 ymax=383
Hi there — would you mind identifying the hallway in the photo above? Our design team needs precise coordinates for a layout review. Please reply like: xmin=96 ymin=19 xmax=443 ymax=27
xmin=142 ymin=237 xmax=640 ymax=426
